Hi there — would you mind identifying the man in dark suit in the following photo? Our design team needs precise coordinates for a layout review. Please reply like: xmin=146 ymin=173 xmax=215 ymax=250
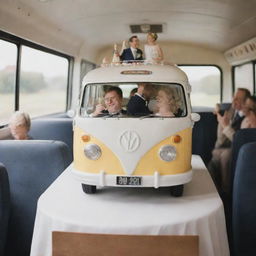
xmin=120 ymin=35 xmax=143 ymax=62
xmin=214 ymin=88 xmax=251 ymax=148
xmin=208 ymin=88 xmax=251 ymax=194
xmin=92 ymin=87 xmax=126 ymax=117
xmin=127 ymin=83 xmax=154 ymax=116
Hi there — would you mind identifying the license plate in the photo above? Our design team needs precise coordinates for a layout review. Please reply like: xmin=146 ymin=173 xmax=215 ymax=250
xmin=116 ymin=176 xmax=142 ymax=186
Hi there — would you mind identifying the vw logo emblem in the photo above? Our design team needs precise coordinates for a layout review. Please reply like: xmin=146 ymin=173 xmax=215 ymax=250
xmin=120 ymin=131 xmax=140 ymax=152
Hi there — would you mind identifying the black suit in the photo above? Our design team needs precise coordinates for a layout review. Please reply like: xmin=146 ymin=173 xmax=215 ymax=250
xmin=231 ymin=113 xmax=244 ymax=131
xmin=120 ymin=48 xmax=143 ymax=62
xmin=127 ymin=94 xmax=151 ymax=116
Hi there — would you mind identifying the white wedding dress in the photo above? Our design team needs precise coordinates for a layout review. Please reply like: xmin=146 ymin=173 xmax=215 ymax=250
xmin=144 ymin=44 xmax=161 ymax=62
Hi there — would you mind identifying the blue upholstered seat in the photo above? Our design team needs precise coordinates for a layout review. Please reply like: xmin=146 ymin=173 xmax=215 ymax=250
xmin=0 ymin=140 xmax=72 ymax=256
xmin=192 ymin=112 xmax=218 ymax=165
xmin=230 ymin=128 xmax=256 ymax=194
xmin=232 ymin=142 xmax=256 ymax=256
xmin=0 ymin=163 xmax=10 ymax=256
xmin=29 ymin=118 xmax=73 ymax=160
xmin=45 ymin=112 xmax=71 ymax=118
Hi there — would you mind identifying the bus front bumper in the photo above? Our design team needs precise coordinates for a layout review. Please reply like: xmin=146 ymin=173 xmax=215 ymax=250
xmin=71 ymin=167 xmax=193 ymax=188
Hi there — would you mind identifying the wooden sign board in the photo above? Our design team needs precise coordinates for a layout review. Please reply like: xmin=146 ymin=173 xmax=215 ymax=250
xmin=52 ymin=232 xmax=199 ymax=256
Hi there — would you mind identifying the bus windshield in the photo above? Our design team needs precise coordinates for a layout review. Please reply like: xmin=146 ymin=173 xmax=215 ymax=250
xmin=80 ymin=82 xmax=187 ymax=118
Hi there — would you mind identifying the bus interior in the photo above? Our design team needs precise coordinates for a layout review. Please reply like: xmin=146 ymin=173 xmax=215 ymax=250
xmin=0 ymin=0 xmax=256 ymax=255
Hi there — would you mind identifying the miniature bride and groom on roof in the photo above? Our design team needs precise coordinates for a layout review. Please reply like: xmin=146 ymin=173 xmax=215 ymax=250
xmin=113 ymin=32 xmax=164 ymax=63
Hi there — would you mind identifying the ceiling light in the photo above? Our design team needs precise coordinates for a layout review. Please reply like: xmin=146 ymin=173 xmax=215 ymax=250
xmin=140 ymin=24 xmax=150 ymax=33
xmin=38 ymin=0 xmax=51 ymax=3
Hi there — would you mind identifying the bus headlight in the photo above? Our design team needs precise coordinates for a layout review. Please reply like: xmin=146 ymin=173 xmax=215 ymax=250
xmin=84 ymin=144 xmax=102 ymax=160
xmin=159 ymin=145 xmax=177 ymax=162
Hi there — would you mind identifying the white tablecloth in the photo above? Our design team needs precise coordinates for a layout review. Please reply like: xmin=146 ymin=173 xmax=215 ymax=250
xmin=30 ymin=155 xmax=229 ymax=256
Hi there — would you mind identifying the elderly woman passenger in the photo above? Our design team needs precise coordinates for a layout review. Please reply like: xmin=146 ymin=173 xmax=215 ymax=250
xmin=8 ymin=111 xmax=31 ymax=140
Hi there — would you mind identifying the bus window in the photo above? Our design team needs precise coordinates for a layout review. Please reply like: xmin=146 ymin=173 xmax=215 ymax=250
xmin=80 ymin=60 xmax=96 ymax=84
xmin=234 ymin=63 xmax=254 ymax=93
xmin=179 ymin=65 xmax=221 ymax=108
xmin=19 ymin=46 xmax=69 ymax=117
xmin=79 ymin=60 xmax=96 ymax=99
xmin=0 ymin=39 xmax=17 ymax=125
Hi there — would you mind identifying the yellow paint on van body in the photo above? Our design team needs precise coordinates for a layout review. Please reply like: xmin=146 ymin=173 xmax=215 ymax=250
xmin=74 ymin=127 xmax=125 ymax=175
xmin=134 ymin=128 xmax=192 ymax=175
xmin=73 ymin=126 xmax=192 ymax=176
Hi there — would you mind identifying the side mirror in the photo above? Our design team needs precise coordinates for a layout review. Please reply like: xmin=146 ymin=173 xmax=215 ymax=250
xmin=67 ymin=109 xmax=76 ymax=118
xmin=191 ymin=113 xmax=200 ymax=122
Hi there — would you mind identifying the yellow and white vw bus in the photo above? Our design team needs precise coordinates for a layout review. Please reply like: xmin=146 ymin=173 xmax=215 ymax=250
xmin=72 ymin=63 xmax=200 ymax=196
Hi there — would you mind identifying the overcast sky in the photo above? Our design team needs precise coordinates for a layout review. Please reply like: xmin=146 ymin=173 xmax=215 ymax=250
xmin=0 ymin=40 xmax=68 ymax=78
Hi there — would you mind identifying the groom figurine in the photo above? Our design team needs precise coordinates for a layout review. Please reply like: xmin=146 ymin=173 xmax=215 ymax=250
xmin=120 ymin=35 xmax=143 ymax=62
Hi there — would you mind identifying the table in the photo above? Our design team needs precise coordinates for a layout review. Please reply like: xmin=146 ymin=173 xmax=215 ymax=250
xmin=30 ymin=155 xmax=230 ymax=256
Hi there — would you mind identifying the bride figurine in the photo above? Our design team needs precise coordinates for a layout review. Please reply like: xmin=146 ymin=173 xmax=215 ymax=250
xmin=144 ymin=32 xmax=164 ymax=63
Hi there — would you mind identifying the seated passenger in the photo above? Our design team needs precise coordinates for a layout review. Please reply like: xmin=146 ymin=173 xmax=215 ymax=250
xmin=241 ymin=96 xmax=256 ymax=128
xmin=208 ymin=88 xmax=251 ymax=195
xmin=127 ymin=83 xmax=154 ymax=116
xmin=129 ymin=88 xmax=138 ymax=98
xmin=210 ymin=95 xmax=256 ymax=196
xmin=92 ymin=86 xmax=126 ymax=117
xmin=155 ymin=87 xmax=176 ymax=117
xmin=8 ymin=111 xmax=32 ymax=140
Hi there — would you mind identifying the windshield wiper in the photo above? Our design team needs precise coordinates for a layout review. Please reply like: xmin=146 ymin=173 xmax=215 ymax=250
xmin=139 ymin=114 xmax=156 ymax=119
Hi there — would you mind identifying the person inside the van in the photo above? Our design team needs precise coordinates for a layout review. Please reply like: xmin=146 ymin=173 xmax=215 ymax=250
xmin=8 ymin=111 xmax=32 ymax=140
xmin=129 ymin=88 xmax=138 ymax=98
xmin=155 ymin=87 xmax=176 ymax=117
xmin=127 ymin=83 xmax=154 ymax=116
xmin=92 ymin=86 xmax=126 ymax=117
